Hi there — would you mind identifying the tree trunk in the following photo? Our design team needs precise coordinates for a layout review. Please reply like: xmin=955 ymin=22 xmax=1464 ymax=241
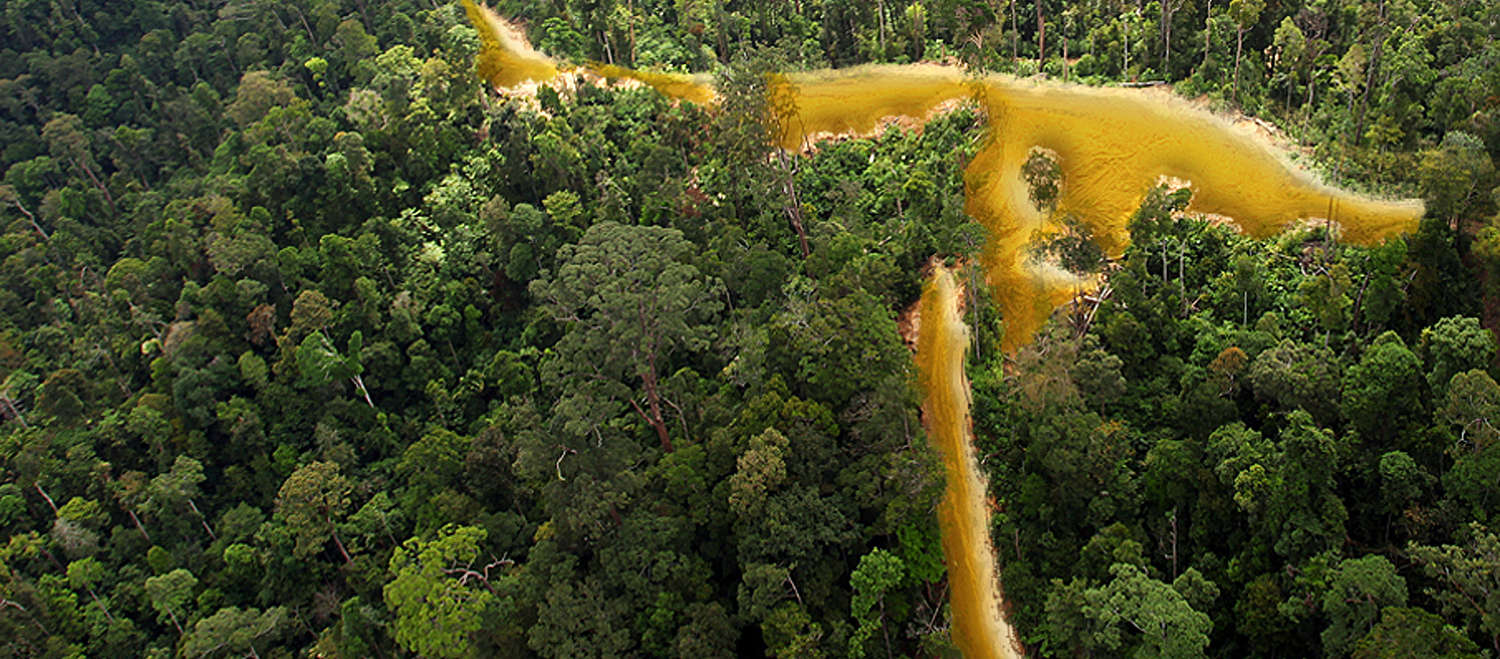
xmin=351 ymin=375 xmax=374 ymax=408
xmin=4 ymin=198 xmax=47 ymax=241
xmin=1161 ymin=1 xmax=1171 ymax=74
xmin=74 ymin=159 xmax=115 ymax=212
xmin=86 ymin=587 xmax=113 ymax=622
xmin=1233 ymin=27 xmax=1243 ymax=103
xmin=1169 ymin=509 xmax=1179 ymax=578
xmin=1354 ymin=35 xmax=1383 ymax=146
xmin=1285 ymin=67 xmax=1293 ymax=108
xmin=715 ymin=4 xmax=729 ymax=64
xmin=353 ymin=0 xmax=373 ymax=33
xmin=1202 ymin=0 xmax=1212 ymax=72
xmin=1035 ymin=0 xmax=1045 ymax=62
xmin=290 ymin=6 xmax=317 ymax=45
xmin=777 ymin=150 xmax=811 ymax=258
xmin=1346 ymin=88 xmax=1357 ymax=145
xmin=1062 ymin=26 xmax=1069 ymax=81
xmin=330 ymin=526 xmax=352 ymax=564
xmin=881 ymin=600 xmax=893 ymax=657
xmin=1011 ymin=0 xmax=1019 ymax=61
xmin=1303 ymin=63 xmax=1316 ymax=111
xmin=639 ymin=367 xmax=674 ymax=452
xmin=628 ymin=0 xmax=638 ymax=64
xmin=34 ymin=483 xmax=57 ymax=516
xmin=0 ymin=392 xmax=27 ymax=427
xmin=186 ymin=498 xmax=216 ymax=541
xmin=1353 ymin=0 xmax=1387 ymax=147
xmin=126 ymin=508 xmax=150 ymax=543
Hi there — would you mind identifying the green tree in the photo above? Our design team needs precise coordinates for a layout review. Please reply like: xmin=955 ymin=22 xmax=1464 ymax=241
xmin=1441 ymin=370 xmax=1500 ymax=452
xmin=1342 ymin=331 xmax=1423 ymax=443
xmin=1227 ymin=0 xmax=1264 ymax=103
xmin=295 ymin=330 xmax=373 ymax=407
xmin=1321 ymin=555 xmax=1408 ymax=657
xmin=1421 ymin=316 xmax=1496 ymax=399
xmin=1248 ymin=339 xmax=1341 ymax=422
xmin=399 ymin=427 xmax=470 ymax=493
xmin=1087 ymin=563 xmax=1213 ymax=657
xmin=532 ymin=221 xmax=723 ymax=452
xmin=1351 ymin=606 xmax=1482 ymax=659
xmin=226 ymin=71 xmax=297 ymax=127
xmin=1272 ymin=17 xmax=1306 ymax=106
xmin=41 ymin=112 xmax=112 ymax=209
xmin=35 ymin=368 xmax=88 ymax=421
xmin=848 ymin=548 xmax=905 ymax=658
xmin=384 ymin=525 xmax=505 ymax=659
xmin=1409 ymin=524 xmax=1500 ymax=652
xmin=65 ymin=557 xmax=111 ymax=622
xmin=1418 ymin=132 xmax=1497 ymax=227
xmin=144 ymin=455 xmax=214 ymax=542
xmin=143 ymin=568 xmax=198 ymax=635
xmin=1378 ymin=450 xmax=1430 ymax=515
xmin=728 ymin=428 xmax=789 ymax=517
xmin=1298 ymin=263 xmax=1352 ymax=334
xmin=180 ymin=606 xmax=289 ymax=658
xmin=275 ymin=461 xmax=354 ymax=563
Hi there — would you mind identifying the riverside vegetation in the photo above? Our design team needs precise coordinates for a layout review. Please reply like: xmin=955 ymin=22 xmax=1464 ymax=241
xmin=1 ymin=0 xmax=1499 ymax=657
xmin=459 ymin=2 xmax=1427 ymax=655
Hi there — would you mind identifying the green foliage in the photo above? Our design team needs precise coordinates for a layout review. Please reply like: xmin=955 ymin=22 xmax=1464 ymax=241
xmin=181 ymin=606 xmax=290 ymax=658
xmin=1421 ymin=316 xmax=1497 ymax=397
xmin=1248 ymin=339 xmax=1341 ymax=423
xmin=1351 ymin=607 xmax=1482 ymax=659
xmin=0 ymin=0 xmax=1495 ymax=655
xmin=1419 ymin=133 xmax=1498 ymax=225
xmin=1070 ymin=563 xmax=1214 ymax=658
xmin=384 ymin=525 xmax=503 ymax=658
xmin=1441 ymin=370 xmax=1500 ymax=452
xmin=848 ymin=548 xmax=905 ymax=658
xmin=1342 ymin=332 xmax=1423 ymax=443
xmin=728 ymin=428 xmax=788 ymax=517
xmin=1409 ymin=524 xmax=1500 ymax=650
xmin=143 ymin=568 xmax=197 ymax=631
xmin=1321 ymin=555 xmax=1408 ymax=657
xmin=274 ymin=461 xmax=352 ymax=560
xmin=532 ymin=221 xmax=722 ymax=452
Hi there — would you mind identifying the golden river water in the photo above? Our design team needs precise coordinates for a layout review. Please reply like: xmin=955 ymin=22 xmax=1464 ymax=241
xmin=916 ymin=265 xmax=1023 ymax=658
xmin=461 ymin=2 xmax=1424 ymax=654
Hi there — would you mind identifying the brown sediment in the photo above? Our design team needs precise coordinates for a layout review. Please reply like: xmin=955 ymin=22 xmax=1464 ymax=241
xmin=960 ymin=77 xmax=1422 ymax=351
xmin=460 ymin=6 xmax=1428 ymax=653
xmin=589 ymin=63 xmax=716 ymax=106
xmin=464 ymin=5 xmax=1422 ymax=349
xmin=462 ymin=0 xmax=558 ymax=87
xmin=915 ymin=264 xmax=1023 ymax=659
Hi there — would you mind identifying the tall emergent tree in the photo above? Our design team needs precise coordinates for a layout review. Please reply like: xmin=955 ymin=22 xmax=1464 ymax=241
xmin=531 ymin=221 xmax=723 ymax=452
xmin=384 ymin=525 xmax=505 ymax=658
xmin=275 ymin=461 xmax=354 ymax=564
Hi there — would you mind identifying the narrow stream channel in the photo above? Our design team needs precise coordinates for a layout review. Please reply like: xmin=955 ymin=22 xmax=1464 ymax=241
xmin=916 ymin=265 xmax=1022 ymax=659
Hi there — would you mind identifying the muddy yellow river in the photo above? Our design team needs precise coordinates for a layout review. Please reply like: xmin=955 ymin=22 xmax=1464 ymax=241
xmin=916 ymin=265 xmax=1023 ymax=658
xmin=462 ymin=1 xmax=1423 ymax=653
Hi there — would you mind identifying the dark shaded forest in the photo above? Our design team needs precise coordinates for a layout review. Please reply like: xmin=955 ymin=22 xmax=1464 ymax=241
xmin=0 ymin=0 xmax=1497 ymax=657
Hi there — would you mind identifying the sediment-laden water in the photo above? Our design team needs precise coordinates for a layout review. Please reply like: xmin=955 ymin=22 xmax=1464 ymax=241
xmin=460 ymin=3 xmax=1425 ymax=653
xmin=916 ymin=265 xmax=1022 ymax=658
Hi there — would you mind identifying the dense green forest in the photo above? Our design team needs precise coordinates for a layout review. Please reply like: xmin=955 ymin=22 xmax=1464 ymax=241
xmin=0 ymin=0 xmax=1498 ymax=657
